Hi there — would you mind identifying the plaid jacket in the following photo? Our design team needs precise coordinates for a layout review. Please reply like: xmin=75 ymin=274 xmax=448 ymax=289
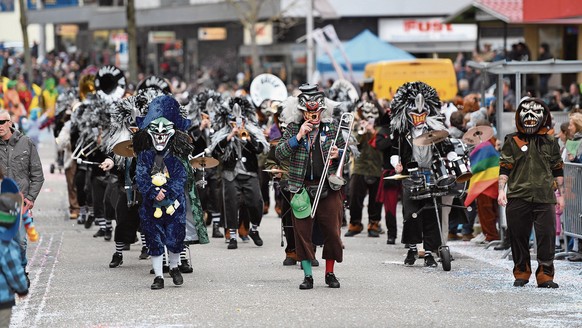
xmin=0 ymin=238 xmax=29 ymax=309
xmin=275 ymin=121 xmax=346 ymax=193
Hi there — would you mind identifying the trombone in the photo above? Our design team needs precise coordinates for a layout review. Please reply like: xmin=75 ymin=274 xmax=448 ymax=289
xmin=311 ymin=112 xmax=355 ymax=218
xmin=71 ymin=138 xmax=98 ymax=160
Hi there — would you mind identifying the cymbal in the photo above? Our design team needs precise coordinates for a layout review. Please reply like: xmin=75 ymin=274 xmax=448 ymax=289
xmin=112 ymin=140 xmax=135 ymax=157
xmin=384 ymin=174 xmax=410 ymax=180
xmin=462 ymin=125 xmax=494 ymax=145
xmin=263 ymin=168 xmax=287 ymax=174
xmin=412 ymin=130 xmax=449 ymax=146
xmin=190 ymin=157 xmax=219 ymax=169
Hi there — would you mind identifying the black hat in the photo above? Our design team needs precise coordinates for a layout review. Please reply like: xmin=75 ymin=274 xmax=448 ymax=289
xmin=298 ymin=84 xmax=321 ymax=96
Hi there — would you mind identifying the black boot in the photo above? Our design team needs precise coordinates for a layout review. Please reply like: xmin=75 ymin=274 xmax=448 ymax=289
xmin=325 ymin=273 xmax=340 ymax=288
xmin=249 ymin=230 xmax=263 ymax=246
xmin=227 ymin=238 xmax=238 ymax=249
xmin=169 ymin=267 xmax=184 ymax=286
xmin=212 ymin=222 xmax=224 ymax=238
xmin=404 ymin=248 xmax=418 ymax=266
xmin=299 ymin=276 xmax=314 ymax=290
xmin=178 ymin=259 xmax=193 ymax=273
xmin=151 ymin=276 xmax=164 ymax=290
xmin=93 ymin=229 xmax=105 ymax=238
xmin=84 ymin=215 xmax=95 ymax=229
xmin=494 ymin=230 xmax=511 ymax=251
xmin=139 ymin=247 xmax=149 ymax=260
xmin=109 ymin=252 xmax=123 ymax=268
xmin=104 ymin=228 xmax=113 ymax=241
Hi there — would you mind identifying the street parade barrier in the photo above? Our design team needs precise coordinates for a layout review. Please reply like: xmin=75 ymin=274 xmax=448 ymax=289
xmin=557 ymin=162 xmax=582 ymax=265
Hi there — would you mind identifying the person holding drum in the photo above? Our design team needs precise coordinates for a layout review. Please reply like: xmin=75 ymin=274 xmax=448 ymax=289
xmin=389 ymin=81 xmax=454 ymax=268
xmin=498 ymin=97 xmax=564 ymax=288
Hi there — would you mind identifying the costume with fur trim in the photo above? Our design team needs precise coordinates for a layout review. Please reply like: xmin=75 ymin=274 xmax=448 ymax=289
xmin=134 ymin=89 xmax=209 ymax=245
xmin=134 ymin=95 xmax=193 ymax=256
xmin=184 ymin=90 xmax=224 ymax=239
xmin=390 ymin=81 xmax=451 ymax=262
xmin=275 ymin=84 xmax=347 ymax=288
xmin=208 ymin=97 xmax=268 ymax=246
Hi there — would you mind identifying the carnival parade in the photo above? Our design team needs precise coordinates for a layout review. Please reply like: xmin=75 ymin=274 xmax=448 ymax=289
xmin=1 ymin=0 xmax=582 ymax=327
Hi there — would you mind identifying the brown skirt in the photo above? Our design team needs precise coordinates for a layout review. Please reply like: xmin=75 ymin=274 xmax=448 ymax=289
xmin=292 ymin=189 xmax=343 ymax=262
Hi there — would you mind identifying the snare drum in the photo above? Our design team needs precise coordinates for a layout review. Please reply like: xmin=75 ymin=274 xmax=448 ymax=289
xmin=450 ymin=156 xmax=472 ymax=182
xmin=431 ymin=157 xmax=456 ymax=187
xmin=403 ymin=172 xmax=431 ymax=200
xmin=449 ymin=138 xmax=472 ymax=183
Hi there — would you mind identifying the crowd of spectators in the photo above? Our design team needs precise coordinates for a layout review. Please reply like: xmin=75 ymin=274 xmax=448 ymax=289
xmin=453 ymin=41 xmax=582 ymax=113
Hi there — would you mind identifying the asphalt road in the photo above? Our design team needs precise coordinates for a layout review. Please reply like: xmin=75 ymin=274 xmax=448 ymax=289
xmin=9 ymin=132 xmax=582 ymax=328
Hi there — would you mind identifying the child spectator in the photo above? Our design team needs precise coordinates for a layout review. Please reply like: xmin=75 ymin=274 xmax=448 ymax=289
xmin=0 ymin=171 xmax=30 ymax=327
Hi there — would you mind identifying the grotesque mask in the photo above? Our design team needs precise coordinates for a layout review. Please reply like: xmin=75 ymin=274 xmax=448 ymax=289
xmin=408 ymin=93 xmax=429 ymax=129
xmin=298 ymin=84 xmax=326 ymax=126
xmin=518 ymin=100 xmax=546 ymax=134
xmin=147 ymin=117 xmax=175 ymax=151
xmin=360 ymin=101 xmax=379 ymax=120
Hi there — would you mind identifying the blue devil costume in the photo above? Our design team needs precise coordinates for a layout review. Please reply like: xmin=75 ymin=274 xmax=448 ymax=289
xmin=133 ymin=95 xmax=194 ymax=289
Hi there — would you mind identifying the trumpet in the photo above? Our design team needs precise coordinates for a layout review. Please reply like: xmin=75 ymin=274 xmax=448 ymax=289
xmin=357 ymin=118 xmax=374 ymax=135
xmin=311 ymin=112 xmax=355 ymax=218
xmin=230 ymin=119 xmax=249 ymax=141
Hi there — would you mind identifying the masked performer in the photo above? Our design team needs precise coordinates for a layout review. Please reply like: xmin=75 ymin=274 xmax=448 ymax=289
xmin=133 ymin=95 xmax=193 ymax=289
xmin=498 ymin=97 xmax=563 ymax=288
xmin=345 ymin=100 xmax=384 ymax=238
xmin=372 ymin=102 xmax=400 ymax=245
xmin=275 ymin=84 xmax=346 ymax=289
xmin=70 ymin=73 xmax=97 ymax=228
xmin=208 ymin=97 xmax=269 ymax=250
xmin=54 ymin=89 xmax=80 ymax=221
xmin=187 ymin=90 xmax=224 ymax=238
xmin=391 ymin=81 xmax=452 ymax=268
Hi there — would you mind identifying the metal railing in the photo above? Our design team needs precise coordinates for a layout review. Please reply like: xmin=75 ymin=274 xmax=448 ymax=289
xmin=556 ymin=162 xmax=582 ymax=261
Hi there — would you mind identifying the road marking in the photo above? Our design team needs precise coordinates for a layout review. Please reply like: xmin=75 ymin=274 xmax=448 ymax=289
xmin=10 ymin=232 xmax=63 ymax=328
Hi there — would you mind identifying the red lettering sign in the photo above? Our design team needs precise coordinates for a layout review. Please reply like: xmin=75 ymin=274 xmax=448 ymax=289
xmin=403 ymin=20 xmax=452 ymax=33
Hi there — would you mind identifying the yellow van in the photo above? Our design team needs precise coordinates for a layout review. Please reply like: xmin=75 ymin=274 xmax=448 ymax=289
xmin=364 ymin=59 xmax=458 ymax=101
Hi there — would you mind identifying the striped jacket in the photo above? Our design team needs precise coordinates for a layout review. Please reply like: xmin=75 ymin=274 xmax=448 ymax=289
xmin=0 ymin=238 xmax=29 ymax=309
xmin=275 ymin=121 xmax=346 ymax=193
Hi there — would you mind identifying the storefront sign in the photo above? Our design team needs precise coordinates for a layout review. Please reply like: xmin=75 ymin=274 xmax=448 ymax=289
xmin=27 ymin=0 xmax=78 ymax=10
xmin=379 ymin=18 xmax=477 ymax=43
xmin=56 ymin=24 xmax=79 ymax=36
xmin=244 ymin=22 xmax=273 ymax=46
xmin=148 ymin=31 xmax=176 ymax=44
xmin=198 ymin=27 xmax=227 ymax=41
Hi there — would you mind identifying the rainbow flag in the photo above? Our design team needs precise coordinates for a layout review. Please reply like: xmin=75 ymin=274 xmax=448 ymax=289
xmin=464 ymin=141 xmax=499 ymax=207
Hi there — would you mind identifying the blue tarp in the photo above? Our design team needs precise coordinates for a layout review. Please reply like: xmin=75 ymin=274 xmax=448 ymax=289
xmin=316 ymin=29 xmax=415 ymax=73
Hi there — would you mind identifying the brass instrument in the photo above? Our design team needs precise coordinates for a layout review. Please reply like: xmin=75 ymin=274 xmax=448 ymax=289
xmin=71 ymin=138 xmax=98 ymax=160
xmin=311 ymin=112 xmax=355 ymax=218
xmin=357 ymin=118 xmax=375 ymax=135
xmin=357 ymin=120 xmax=367 ymax=135
xmin=239 ymin=128 xmax=249 ymax=140
xmin=230 ymin=121 xmax=249 ymax=141
xmin=230 ymin=103 xmax=249 ymax=141
xmin=249 ymin=73 xmax=288 ymax=110
xmin=78 ymin=74 xmax=96 ymax=101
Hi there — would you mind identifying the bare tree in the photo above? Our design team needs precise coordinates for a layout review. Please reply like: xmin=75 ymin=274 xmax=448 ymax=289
xmin=126 ymin=0 xmax=138 ymax=84
xmin=226 ymin=0 xmax=299 ymax=77
xmin=18 ymin=0 xmax=33 ymax=85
